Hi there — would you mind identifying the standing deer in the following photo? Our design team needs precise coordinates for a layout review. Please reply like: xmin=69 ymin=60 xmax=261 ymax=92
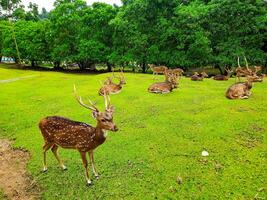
xmin=99 ymin=70 xmax=126 ymax=95
xmin=191 ymin=72 xmax=208 ymax=81
xmin=148 ymin=70 xmax=178 ymax=94
xmin=213 ymin=68 xmax=233 ymax=81
xmin=225 ymin=76 xmax=253 ymax=99
xmin=39 ymin=86 xmax=118 ymax=186
xmin=148 ymin=64 xmax=168 ymax=79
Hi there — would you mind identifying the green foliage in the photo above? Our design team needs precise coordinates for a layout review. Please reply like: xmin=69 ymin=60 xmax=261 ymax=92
xmin=0 ymin=65 xmax=266 ymax=199
xmin=207 ymin=0 xmax=267 ymax=66
xmin=1 ymin=20 xmax=49 ymax=64
xmin=0 ymin=0 xmax=266 ymax=71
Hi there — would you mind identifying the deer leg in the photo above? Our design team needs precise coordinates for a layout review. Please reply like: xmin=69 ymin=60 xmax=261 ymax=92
xmin=43 ymin=142 xmax=53 ymax=172
xmin=89 ymin=151 xmax=99 ymax=179
xmin=153 ymin=72 xmax=156 ymax=80
xmin=51 ymin=145 xmax=67 ymax=170
xmin=80 ymin=151 xmax=92 ymax=186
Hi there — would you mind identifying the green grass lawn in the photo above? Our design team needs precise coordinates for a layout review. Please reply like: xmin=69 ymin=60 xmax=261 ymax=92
xmin=0 ymin=64 xmax=266 ymax=199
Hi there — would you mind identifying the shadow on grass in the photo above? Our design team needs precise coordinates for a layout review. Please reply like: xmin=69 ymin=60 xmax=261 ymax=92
xmin=0 ymin=63 xmax=145 ymax=76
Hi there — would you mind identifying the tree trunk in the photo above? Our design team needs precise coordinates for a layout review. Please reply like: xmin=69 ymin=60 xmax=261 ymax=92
xmin=215 ymin=64 xmax=223 ymax=74
xmin=53 ymin=61 xmax=61 ymax=70
xmin=31 ymin=60 xmax=35 ymax=67
xmin=106 ymin=62 xmax=112 ymax=72
xmin=142 ymin=62 xmax=146 ymax=73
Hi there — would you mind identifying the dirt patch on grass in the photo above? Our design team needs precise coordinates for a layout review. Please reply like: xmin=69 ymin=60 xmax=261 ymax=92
xmin=0 ymin=139 xmax=40 ymax=200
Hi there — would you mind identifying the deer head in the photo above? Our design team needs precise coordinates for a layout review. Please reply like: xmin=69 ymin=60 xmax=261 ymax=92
xmin=74 ymin=85 xmax=118 ymax=132
xmin=165 ymin=71 xmax=178 ymax=88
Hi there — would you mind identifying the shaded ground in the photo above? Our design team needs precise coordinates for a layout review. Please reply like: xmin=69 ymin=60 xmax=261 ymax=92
xmin=0 ymin=139 xmax=40 ymax=200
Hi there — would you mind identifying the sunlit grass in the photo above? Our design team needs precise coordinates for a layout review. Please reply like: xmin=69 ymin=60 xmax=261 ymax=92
xmin=0 ymin=64 xmax=266 ymax=199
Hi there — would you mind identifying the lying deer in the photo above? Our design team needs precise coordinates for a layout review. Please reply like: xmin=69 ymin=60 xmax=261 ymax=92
xmin=172 ymin=68 xmax=184 ymax=77
xmin=39 ymin=86 xmax=118 ymax=186
xmin=248 ymin=74 xmax=264 ymax=82
xmin=213 ymin=68 xmax=233 ymax=81
xmin=252 ymin=66 xmax=262 ymax=75
xmin=148 ymin=70 xmax=178 ymax=94
xmin=148 ymin=64 xmax=168 ymax=78
xmin=191 ymin=72 xmax=208 ymax=81
xmin=226 ymin=77 xmax=253 ymax=99
xmin=99 ymin=70 xmax=126 ymax=95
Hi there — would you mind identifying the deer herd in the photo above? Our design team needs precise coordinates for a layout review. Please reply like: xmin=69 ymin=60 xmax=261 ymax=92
xmin=39 ymin=56 xmax=265 ymax=186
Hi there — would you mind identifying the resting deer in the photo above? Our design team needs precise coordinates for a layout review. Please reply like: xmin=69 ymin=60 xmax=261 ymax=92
xmin=213 ymin=68 xmax=233 ymax=81
xmin=226 ymin=76 xmax=253 ymax=99
xmin=248 ymin=74 xmax=263 ymax=82
xmin=99 ymin=70 xmax=126 ymax=95
xmin=172 ymin=68 xmax=184 ymax=77
xmin=148 ymin=64 xmax=168 ymax=79
xmin=191 ymin=72 xmax=208 ymax=81
xmin=148 ymin=70 xmax=178 ymax=94
xmin=39 ymin=86 xmax=118 ymax=186
xmin=235 ymin=56 xmax=253 ymax=82
xmin=252 ymin=66 xmax=262 ymax=75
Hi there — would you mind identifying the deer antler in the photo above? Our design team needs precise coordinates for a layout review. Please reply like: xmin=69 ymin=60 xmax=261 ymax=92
xmin=237 ymin=57 xmax=241 ymax=68
xmin=103 ymin=92 xmax=111 ymax=110
xmin=225 ymin=67 xmax=233 ymax=73
xmin=244 ymin=56 xmax=249 ymax=69
xmin=73 ymin=85 xmax=99 ymax=111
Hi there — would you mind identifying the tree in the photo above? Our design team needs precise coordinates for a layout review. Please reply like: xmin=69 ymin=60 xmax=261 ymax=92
xmin=207 ymin=0 xmax=267 ymax=69
xmin=49 ymin=0 xmax=86 ymax=69
xmin=78 ymin=2 xmax=117 ymax=71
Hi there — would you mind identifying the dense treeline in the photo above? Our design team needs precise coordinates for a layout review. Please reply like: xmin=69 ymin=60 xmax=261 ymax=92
xmin=0 ymin=0 xmax=266 ymax=73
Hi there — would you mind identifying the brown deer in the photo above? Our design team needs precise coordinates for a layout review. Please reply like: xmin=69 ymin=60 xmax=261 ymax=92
xmin=225 ymin=76 xmax=253 ymax=99
xmin=213 ymin=68 xmax=233 ymax=81
xmin=251 ymin=66 xmax=262 ymax=75
xmin=191 ymin=72 xmax=208 ymax=81
xmin=172 ymin=68 xmax=184 ymax=77
xmin=99 ymin=70 xmax=126 ymax=95
xmin=148 ymin=64 xmax=168 ymax=79
xmin=39 ymin=86 xmax=118 ymax=186
xmin=235 ymin=56 xmax=253 ymax=82
xmin=248 ymin=74 xmax=263 ymax=82
xmin=148 ymin=71 xmax=178 ymax=94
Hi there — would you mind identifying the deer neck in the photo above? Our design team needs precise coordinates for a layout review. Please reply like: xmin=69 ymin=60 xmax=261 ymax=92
xmin=95 ymin=125 xmax=108 ymax=143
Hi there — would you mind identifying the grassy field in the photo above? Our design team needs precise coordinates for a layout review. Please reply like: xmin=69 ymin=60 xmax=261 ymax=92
xmin=0 ymin=64 xmax=266 ymax=199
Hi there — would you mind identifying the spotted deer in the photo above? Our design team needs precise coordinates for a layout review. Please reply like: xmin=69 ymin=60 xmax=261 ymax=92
xmin=213 ymin=68 xmax=233 ymax=81
xmin=252 ymin=66 xmax=262 ymax=75
xmin=148 ymin=70 xmax=178 ymax=94
xmin=99 ymin=70 xmax=126 ymax=95
xmin=248 ymin=74 xmax=264 ymax=82
xmin=191 ymin=72 xmax=208 ymax=81
xmin=39 ymin=86 xmax=118 ymax=186
xmin=148 ymin=64 xmax=168 ymax=79
xmin=172 ymin=68 xmax=184 ymax=77
xmin=226 ymin=76 xmax=253 ymax=99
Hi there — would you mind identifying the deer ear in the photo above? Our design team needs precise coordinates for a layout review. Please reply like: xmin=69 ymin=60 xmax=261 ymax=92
xmin=107 ymin=106 xmax=115 ymax=114
xmin=92 ymin=111 xmax=99 ymax=118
